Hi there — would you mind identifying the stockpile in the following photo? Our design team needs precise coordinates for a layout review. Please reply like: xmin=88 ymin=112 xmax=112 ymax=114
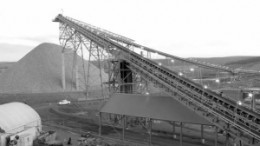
xmin=0 ymin=43 xmax=107 ymax=93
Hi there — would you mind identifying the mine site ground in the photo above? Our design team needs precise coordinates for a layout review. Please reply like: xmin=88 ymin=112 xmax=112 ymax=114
xmin=0 ymin=91 xmax=243 ymax=146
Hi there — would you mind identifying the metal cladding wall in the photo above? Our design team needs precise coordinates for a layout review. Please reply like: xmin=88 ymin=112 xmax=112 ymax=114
xmin=0 ymin=102 xmax=41 ymax=133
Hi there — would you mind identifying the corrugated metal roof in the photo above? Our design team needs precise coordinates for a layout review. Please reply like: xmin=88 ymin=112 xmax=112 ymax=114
xmin=100 ymin=94 xmax=211 ymax=125
xmin=0 ymin=102 xmax=41 ymax=133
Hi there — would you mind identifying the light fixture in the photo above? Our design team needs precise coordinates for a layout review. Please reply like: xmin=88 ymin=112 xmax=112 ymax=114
xmin=203 ymin=85 xmax=208 ymax=89
xmin=179 ymin=72 xmax=183 ymax=76
xmin=248 ymin=93 xmax=253 ymax=98
xmin=158 ymin=62 xmax=162 ymax=66
xmin=190 ymin=68 xmax=194 ymax=72
xmin=171 ymin=59 xmax=174 ymax=63
xmin=237 ymin=100 xmax=242 ymax=106
xmin=215 ymin=79 xmax=220 ymax=83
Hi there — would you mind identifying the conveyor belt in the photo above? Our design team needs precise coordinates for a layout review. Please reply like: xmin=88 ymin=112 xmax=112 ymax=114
xmin=53 ymin=14 xmax=260 ymax=145
xmin=63 ymin=16 xmax=260 ymax=75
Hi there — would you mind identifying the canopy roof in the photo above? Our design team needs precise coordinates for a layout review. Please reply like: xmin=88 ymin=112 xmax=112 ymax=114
xmin=100 ymin=94 xmax=211 ymax=125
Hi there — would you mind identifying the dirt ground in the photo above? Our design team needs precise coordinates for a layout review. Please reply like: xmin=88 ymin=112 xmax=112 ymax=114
xmin=0 ymin=92 xmax=229 ymax=146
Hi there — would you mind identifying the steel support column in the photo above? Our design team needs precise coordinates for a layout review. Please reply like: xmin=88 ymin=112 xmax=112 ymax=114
xmin=201 ymin=124 xmax=205 ymax=144
xmin=148 ymin=118 xmax=152 ymax=146
xmin=180 ymin=122 xmax=183 ymax=146
xmin=73 ymin=50 xmax=79 ymax=90
xmin=122 ymin=115 xmax=126 ymax=141
xmin=215 ymin=126 xmax=218 ymax=146
xmin=173 ymin=121 xmax=177 ymax=139
xmin=99 ymin=112 xmax=102 ymax=136
xmin=239 ymin=140 xmax=243 ymax=146
xmin=225 ymin=124 xmax=230 ymax=146
xmin=61 ymin=52 xmax=66 ymax=90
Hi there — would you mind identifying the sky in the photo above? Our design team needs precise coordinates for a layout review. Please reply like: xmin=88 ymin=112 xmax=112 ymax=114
xmin=1 ymin=0 xmax=260 ymax=61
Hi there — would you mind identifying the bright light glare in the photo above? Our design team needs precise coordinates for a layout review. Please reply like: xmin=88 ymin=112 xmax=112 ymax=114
xmin=215 ymin=79 xmax=220 ymax=83
xmin=171 ymin=59 xmax=174 ymax=63
xmin=158 ymin=62 xmax=162 ymax=66
xmin=145 ymin=92 xmax=150 ymax=95
xmin=203 ymin=85 xmax=208 ymax=89
xmin=179 ymin=72 xmax=183 ymax=76
xmin=248 ymin=93 xmax=253 ymax=97
xmin=190 ymin=68 xmax=194 ymax=72
xmin=237 ymin=100 xmax=242 ymax=106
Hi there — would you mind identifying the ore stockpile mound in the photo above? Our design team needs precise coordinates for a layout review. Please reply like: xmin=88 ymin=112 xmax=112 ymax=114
xmin=0 ymin=43 xmax=107 ymax=93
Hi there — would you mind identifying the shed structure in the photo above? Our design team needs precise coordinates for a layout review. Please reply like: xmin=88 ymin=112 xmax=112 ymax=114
xmin=99 ymin=94 xmax=219 ymax=146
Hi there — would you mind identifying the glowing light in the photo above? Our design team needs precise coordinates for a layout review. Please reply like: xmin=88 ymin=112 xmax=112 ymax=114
xmin=178 ymin=72 xmax=183 ymax=76
xmin=145 ymin=92 xmax=150 ymax=95
xmin=237 ymin=100 xmax=243 ymax=106
xmin=202 ymin=139 xmax=205 ymax=144
xmin=248 ymin=93 xmax=253 ymax=97
xmin=203 ymin=85 xmax=208 ymax=89
xmin=190 ymin=68 xmax=194 ymax=72
xmin=139 ymin=83 xmax=142 ymax=86
xmin=158 ymin=62 xmax=162 ymax=66
xmin=215 ymin=79 xmax=220 ymax=83
xmin=173 ymin=135 xmax=177 ymax=139
xmin=171 ymin=59 xmax=174 ymax=63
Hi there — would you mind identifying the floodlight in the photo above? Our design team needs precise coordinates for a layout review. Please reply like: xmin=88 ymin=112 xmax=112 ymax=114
xmin=237 ymin=100 xmax=242 ymax=106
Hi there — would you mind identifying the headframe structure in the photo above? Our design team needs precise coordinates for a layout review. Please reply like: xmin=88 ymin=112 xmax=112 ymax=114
xmin=53 ymin=14 xmax=260 ymax=145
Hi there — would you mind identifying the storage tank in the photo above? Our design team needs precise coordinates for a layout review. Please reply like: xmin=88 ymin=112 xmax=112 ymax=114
xmin=0 ymin=102 xmax=42 ymax=146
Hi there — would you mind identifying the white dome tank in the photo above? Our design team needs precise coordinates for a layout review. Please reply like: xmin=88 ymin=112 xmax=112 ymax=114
xmin=0 ymin=102 xmax=41 ymax=133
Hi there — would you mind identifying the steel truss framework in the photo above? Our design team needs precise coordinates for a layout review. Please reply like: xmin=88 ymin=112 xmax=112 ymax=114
xmin=59 ymin=22 xmax=109 ymax=96
xmin=54 ymin=14 xmax=260 ymax=145
xmin=58 ymin=21 xmax=147 ymax=96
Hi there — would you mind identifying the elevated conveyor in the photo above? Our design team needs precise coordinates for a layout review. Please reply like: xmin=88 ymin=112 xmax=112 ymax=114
xmin=54 ymin=14 xmax=260 ymax=145
xmin=63 ymin=16 xmax=260 ymax=75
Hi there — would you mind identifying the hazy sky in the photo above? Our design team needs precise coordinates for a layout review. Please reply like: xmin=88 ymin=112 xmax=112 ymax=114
xmin=1 ymin=0 xmax=260 ymax=61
